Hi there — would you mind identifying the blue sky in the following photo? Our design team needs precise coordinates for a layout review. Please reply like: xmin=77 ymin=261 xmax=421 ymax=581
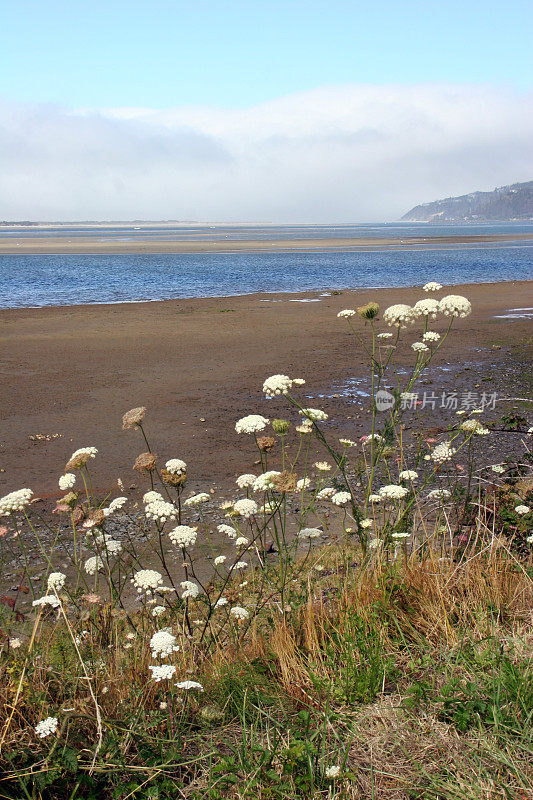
xmin=2 ymin=0 xmax=532 ymax=108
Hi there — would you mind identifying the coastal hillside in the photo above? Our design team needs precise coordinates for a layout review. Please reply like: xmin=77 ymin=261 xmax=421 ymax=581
xmin=402 ymin=180 xmax=533 ymax=221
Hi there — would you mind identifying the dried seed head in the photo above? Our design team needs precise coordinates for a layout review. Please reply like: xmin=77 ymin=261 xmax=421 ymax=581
xmin=272 ymin=419 xmax=290 ymax=435
xmin=122 ymin=407 xmax=146 ymax=430
xmin=357 ymin=302 xmax=379 ymax=320
xmin=256 ymin=436 xmax=276 ymax=452
xmin=272 ymin=470 xmax=298 ymax=493
xmin=133 ymin=452 xmax=157 ymax=472
xmin=161 ymin=469 xmax=187 ymax=487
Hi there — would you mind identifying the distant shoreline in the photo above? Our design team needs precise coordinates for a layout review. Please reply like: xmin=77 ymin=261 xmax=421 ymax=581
xmin=0 ymin=232 xmax=532 ymax=255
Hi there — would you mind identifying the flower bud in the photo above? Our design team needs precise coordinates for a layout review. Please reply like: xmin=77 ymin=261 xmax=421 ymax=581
xmin=272 ymin=419 xmax=290 ymax=435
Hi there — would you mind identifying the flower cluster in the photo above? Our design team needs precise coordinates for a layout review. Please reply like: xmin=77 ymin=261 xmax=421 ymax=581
xmin=58 ymin=473 xmax=76 ymax=491
xmin=235 ymin=415 xmax=269 ymax=434
xmin=145 ymin=499 xmax=177 ymax=522
xmin=150 ymin=630 xmax=178 ymax=658
xmin=299 ymin=408 xmax=328 ymax=421
xmin=181 ymin=580 xmax=201 ymax=599
xmin=233 ymin=498 xmax=258 ymax=518
xmin=236 ymin=473 xmax=256 ymax=489
xmin=47 ymin=572 xmax=66 ymax=593
xmin=263 ymin=374 xmax=293 ymax=397
xmin=0 ymin=488 xmax=33 ymax=515
xmin=423 ymin=281 xmax=442 ymax=292
xmin=430 ymin=442 xmax=456 ymax=464
xmin=413 ymin=298 xmax=439 ymax=318
xmin=65 ymin=447 xmax=98 ymax=470
xmin=165 ymin=458 xmax=187 ymax=475
xmin=438 ymin=295 xmax=471 ymax=317
xmin=132 ymin=569 xmax=163 ymax=594
xmin=35 ymin=717 xmax=59 ymax=738
xmin=168 ymin=525 xmax=197 ymax=547
xmin=383 ymin=304 xmax=415 ymax=326
xmin=379 ymin=484 xmax=409 ymax=501
xmin=149 ymin=664 xmax=177 ymax=682
xmin=184 ymin=493 xmax=210 ymax=506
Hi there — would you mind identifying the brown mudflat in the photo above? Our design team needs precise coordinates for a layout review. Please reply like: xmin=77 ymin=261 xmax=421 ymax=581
xmin=1 ymin=281 xmax=531 ymax=498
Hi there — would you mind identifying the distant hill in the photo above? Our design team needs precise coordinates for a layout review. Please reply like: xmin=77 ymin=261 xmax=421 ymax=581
xmin=402 ymin=181 xmax=533 ymax=222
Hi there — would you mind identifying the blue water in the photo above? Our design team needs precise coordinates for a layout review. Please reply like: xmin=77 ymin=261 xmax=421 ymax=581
xmin=1 ymin=241 xmax=531 ymax=308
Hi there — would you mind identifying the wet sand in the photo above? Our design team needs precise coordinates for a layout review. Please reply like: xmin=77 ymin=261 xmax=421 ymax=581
xmin=1 ymin=233 xmax=532 ymax=254
xmin=1 ymin=281 xmax=531 ymax=499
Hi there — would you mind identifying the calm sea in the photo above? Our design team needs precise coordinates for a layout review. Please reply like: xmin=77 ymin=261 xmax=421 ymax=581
xmin=0 ymin=223 xmax=531 ymax=308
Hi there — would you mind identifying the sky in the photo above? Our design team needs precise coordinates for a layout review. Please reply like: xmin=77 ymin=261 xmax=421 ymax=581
xmin=1 ymin=0 xmax=532 ymax=221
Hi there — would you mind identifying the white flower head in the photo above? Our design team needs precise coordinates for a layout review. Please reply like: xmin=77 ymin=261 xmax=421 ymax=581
xmin=315 ymin=461 xmax=331 ymax=471
xmin=491 ymin=464 xmax=505 ymax=474
xmin=438 ymin=294 xmax=471 ymax=318
xmin=58 ymin=474 xmax=76 ymax=491
xmin=360 ymin=518 xmax=373 ymax=529
xmin=413 ymin=298 xmax=439 ymax=319
xmin=383 ymin=304 xmax=415 ymax=327
xmin=132 ymin=569 xmax=163 ymax=594
xmin=143 ymin=490 xmax=163 ymax=504
xmin=423 ymin=281 xmax=442 ymax=292
xmin=169 ymin=525 xmax=197 ymax=548
xmin=299 ymin=408 xmax=328 ymax=422
xmin=515 ymin=505 xmax=530 ymax=516
xmin=103 ymin=496 xmax=127 ymax=516
xmin=325 ymin=765 xmax=341 ymax=779
xmin=218 ymin=523 xmax=238 ymax=538
xmin=145 ymin=499 xmax=177 ymax=522
xmin=253 ymin=471 xmax=281 ymax=492
xmin=175 ymin=680 xmax=204 ymax=691
xmin=47 ymin=572 xmax=66 ymax=593
xmin=296 ymin=478 xmax=311 ymax=491
xmin=423 ymin=331 xmax=440 ymax=342
xmin=316 ymin=487 xmax=336 ymax=500
xmin=233 ymin=498 xmax=258 ymax=518
xmin=66 ymin=447 xmax=98 ymax=469
xmin=35 ymin=717 xmax=59 ymax=738
xmin=150 ymin=630 xmax=178 ymax=658
xmin=235 ymin=415 xmax=270 ymax=434
xmin=379 ymin=484 xmax=409 ymax=501
xmin=149 ymin=664 xmax=176 ymax=682
xmin=431 ymin=442 xmax=456 ymax=464
xmin=32 ymin=595 xmax=61 ymax=609
xmin=263 ymin=374 xmax=293 ymax=398
xmin=399 ymin=470 xmax=418 ymax=482
xmin=165 ymin=458 xmax=187 ymax=475
xmin=214 ymin=597 xmax=228 ymax=608
xmin=377 ymin=332 xmax=393 ymax=339
xmin=412 ymin=341 xmax=429 ymax=353
xmin=339 ymin=438 xmax=356 ymax=447
xmin=368 ymin=494 xmax=382 ymax=503
xmin=427 ymin=489 xmax=451 ymax=500
xmin=461 ymin=419 xmax=490 ymax=435
xmin=234 ymin=561 xmax=248 ymax=570
xmin=152 ymin=605 xmax=166 ymax=617
xmin=297 ymin=527 xmax=322 ymax=539
xmin=235 ymin=536 xmax=250 ymax=547
xmin=331 ymin=491 xmax=351 ymax=506
xmin=337 ymin=309 xmax=356 ymax=318
xmin=236 ymin=473 xmax=256 ymax=489
xmin=230 ymin=606 xmax=249 ymax=620
xmin=180 ymin=580 xmax=201 ymax=599
xmin=214 ymin=555 xmax=227 ymax=566
xmin=0 ymin=488 xmax=33 ymax=516
xmin=84 ymin=555 xmax=104 ymax=575
xmin=392 ymin=531 xmax=410 ymax=539
xmin=184 ymin=493 xmax=210 ymax=506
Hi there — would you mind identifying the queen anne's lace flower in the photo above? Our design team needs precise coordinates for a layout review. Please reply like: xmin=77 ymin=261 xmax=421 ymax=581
xmin=235 ymin=536 xmax=249 ymax=547
xmin=423 ymin=281 xmax=442 ymax=292
xmin=491 ymin=464 xmax=505 ymax=474
xmin=235 ymin=414 xmax=270 ymax=434
xmin=331 ymin=491 xmax=351 ymax=506
xmin=184 ymin=493 xmax=210 ymax=506
xmin=392 ymin=531 xmax=410 ymax=539
xmin=297 ymin=527 xmax=322 ymax=539
xmin=377 ymin=332 xmax=393 ymax=339
xmin=66 ymin=447 xmax=98 ymax=470
xmin=169 ymin=525 xmax=197 ymax=547
xmin=325 ymin=765 xmax=341 ymax=779
xmin=214 ymin=555 xmax=226 ymax=566
xmin=103 ymin=496 xmax=128 ymax=516
xmin=236 ymin=473 xmax=256 ymax=489
xmin=234 ymin=560 xmax=248 ymax=570
xmin=253 ymin=471 xmax=281 ymax=491
xmin=413 ymin=298 xmax=439 ymax=318
xmin=423 ymin=331 xmax=440 ymax=342
xmin=32 ymin=594 xmax=61 ymax=609
xmin=214 ymin=597 xmax=228 ymax=608
xmin=132 ymin=569 xmax=163 ymax=594
xmin=360 ymin=518 xmax=373 ymax=529
xmin=316 ymin=487 xmax=336 ymax=500
xmin=35 ymin=717 xmax=59 ymax=738
xmin=431 ymin=442 xmax=456 ymax=464
xmin=58 ymin=474 xmax=76 ymax=491
xmin=263 ymin=374 xmax=293 ymax=397
xmin=176 ymin=680 xmax=204 ymax=691
xmin=145 ymin=499 xmax=177 ymax=522
xmin=150 ymin=630 xmax=178 ymax=658
xmin=0 ymin=488 xmax=33 ymax=515
xmin=47 ymin=572 xmax=66 ymax=592
xmin=383 ymin=304 xmax=415 ymax=326
xmin=230 ymin=606 xmax=249 ymax=620
xmin=438 ymin=295 xmax=471 ymax=317
xmin=337 ymin=309 xmax=356 ymax=318
xmin=412 ymin=342 xmax=429 ymax=352
xmin=315 ymin=461 xmax=331 ymax=471
xmin=84 ymin=556 xmax=104 ymax=575
xmin=427 ymin=489 xmax=451 ymax=500
xmin=299 ymin=408 xmax=328 ymax=421
xmin=296 ymin=478 xmax=311 ymax=491
xmin=339 ymin=438 xmax=356 ymax=446
xmin=143 ymin=490 xmax=163 ymax=504
xmin=399 ymin=470 xmax=418 ymax=481
xmin=165 ymin=458 xmax=187 ymax=475
xmin=379 ymin=484 xmax=409 ymax=500
xmin=149 ymin=664 xmax=176 ymax=682
xmin=152 ymin=605 xmax=166 ymax=617
xmin=515 ymin=505 xmax=530 ymax=515
xmin=218 ymin=523 xmax=238 ymax=538
xmin=180 ymin=580 xmax=200 ymax=599
xmin=233 ymin=498 xmax=258 ymax=518
xmin=461 ymin=419 xmax=490 ymax=435
xmin=368 ymin=494 xmax=382 ymax=503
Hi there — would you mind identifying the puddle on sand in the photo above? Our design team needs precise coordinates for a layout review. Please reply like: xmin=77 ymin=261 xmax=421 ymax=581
xmin=494 ymin=308 xmax=533 ymax=320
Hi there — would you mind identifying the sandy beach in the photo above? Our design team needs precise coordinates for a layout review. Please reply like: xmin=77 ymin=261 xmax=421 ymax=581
xmin=1 ymin=232 xmax=532 ymax=254
xmin=1 ymin=280 xmax=531 ymax=499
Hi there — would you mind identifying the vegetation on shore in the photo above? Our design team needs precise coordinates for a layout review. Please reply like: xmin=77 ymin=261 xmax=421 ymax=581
xmin=1 ymin=283 xmax=531 ymax=799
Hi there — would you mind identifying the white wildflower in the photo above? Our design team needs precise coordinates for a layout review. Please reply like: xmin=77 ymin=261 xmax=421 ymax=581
xmin=58 ymin=474 xmax=76 ymax=491
xmin=184 ymin=493 xmax=210 ymax=506
xmin=47 ymin=572 xmax=66 ymax=593
xmin=379 ymin=484 xmax=409 ymax=500
xmin=214 ymin=597 xmax=228 ymax=608
xmin=230 ymin=606 xmax=249 ymax=620
xmin=0 ymin=488 xmax=33 ymax=515
xmin=431 ymin=442 xmax=456 ymax=464
xmin=316 ymin=487 xmax=336 ymax=500
xmin=236 ymin=473 xmax=257 ymax=489
xmin=9 ymin=637 xmax=22 ymax=648
xmin=438 ymin=294 xmax=471 ymax=317
xmin=176 ymin=680 xmax=204 ymax=691
xmin=150 ymin=630 xmax=178 ymax=658
xmin=132 ymin=569 xmax=163 ymax=594
xmin=165 ymin=458 xmax=187 ymax=475
xmin=168 ymin=525 xmax=197 ymax=548
xmin=145 ymin=499 xmax=177 ymax=522
xmin=392 ymin=531 xmax=410 ymax=539
xmin=412 ymin=341 xmax=429 ymax=352
xmin=423 ymin=331 xmax=440 ymax=342
xmin=515 ymin=505 xmax=530 ymax=515
xmin=263 ymin=374 xmax=293 ymax=398
xmin=235 ymin=414 xmax=270 ymax=434
xmin=234 ymin=561 xmax=248 ymax=570
xmin=35 ymin=717 xmax=59 ymax=738
xmin=383 ymin=304 xmax=415 ymax=326
xmin=253 ymin=471 xmax=281 ymax=491
xmin=331 ymin=491 xmax=351 ymax=506
xmin=325 ymin=765 xmax=341 ymax=779
xmin=233 ymin=498 xmax=258 ymax=518
xmin=143 ymin=490 xmax=163 ymax=504
xmin=235 ymin=536 xmax=250 ymax=547
xmin=67 ymin=446 xmax=98 ymax=468
xmin=103 ymin=496 xmax=127 ymax=516
xmin=297 ymin=527 xmax=322 ymax=539
xmin=293 ymin=378 xmax=306 ymax=385
xmin=337 ymin=309 xmax=356 ymax=318
xmin=152 ymin=606 xmax=166 ymax=617
xmin=102 ymin=538 xmax=122 ymax=556
xmin=427 ymin=489 xmax=451 ymax=500
xmin=423 ymin=281 xmax=442 ymax=292
xmin=360 ymin=518 xmax=373 ymax=529
xmin=399 ymin=470 xmax=418 ymax=481
xmin=299 ymin=408 xmax=328 ymax=421
xmin=296 ymin=478 xmax=311 ymax=491
xmin=218 ymin=523 xmax=238 ymax=538
xmin=461 ymin=419 xmax=490 ymax=435
xmin=84 ymin=556 xmax=104 ymax=575
xmin=315 ymin=461 xmax=331 ymax=471
xmin=339 ymin=438 xmax=356 ymax=446
xmin=180 ymin=580 xmax=201 ymax=599
xmin=526 ymin=534 xmax=533 ymax=544
xmin=149 ymin=664 xmax=176 ymax=682
xmin=368 ymin=494 xmax=382 ymax=503
xmin=32 ymin=595 xmax=61 ymax=609
xmin=214 ymin=555 xmax=227 ymax=566
xmin=491 ymin=464 xmax=505 ymax=474
xmin=377 ymin=332 xmax=393 ymax=339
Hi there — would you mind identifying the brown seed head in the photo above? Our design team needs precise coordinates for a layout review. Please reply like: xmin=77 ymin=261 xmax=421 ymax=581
xmin=122 ymin=406 xmax=147 ymax=430
xmin=357 ymin=302 xmax=380 ymax=320
xmin=256 ymin=436 xmax=276 ymax=452
xmin=133 ymin=452 xmax=157 ymax=472
xmin=161 ymin=469 xmax=187 ymax=487
xmin=273 ymin=470 xmax=298 ymax=493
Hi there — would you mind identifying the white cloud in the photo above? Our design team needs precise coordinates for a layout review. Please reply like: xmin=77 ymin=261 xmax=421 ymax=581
xmin=1 ymin=84 xmax=531 ymax=221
